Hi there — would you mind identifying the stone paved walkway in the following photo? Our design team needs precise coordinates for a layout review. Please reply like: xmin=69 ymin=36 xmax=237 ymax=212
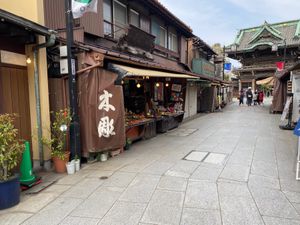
xmin=1 ymin=98 xmax=300 ymax=225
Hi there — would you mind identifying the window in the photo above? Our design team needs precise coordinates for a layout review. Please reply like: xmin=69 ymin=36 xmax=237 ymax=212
xmin=113 ymin=0 xmax=127 ymax=39
xmin=103 ymin=0 xmax=112 ymax=36
xmin=168 ymin=32 xmax=178 ymax=52
xmin=140 ymin=15 xmax=150 ymax=33
xmin=159 ymin=26 xmax=167 ymax=48
xmin=130 ymin=9 xmax=140 ymax=28
xmin=151 ymin=18 xmax=168 ymax=48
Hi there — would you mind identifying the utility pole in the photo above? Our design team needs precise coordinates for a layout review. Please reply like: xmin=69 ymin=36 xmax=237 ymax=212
xmin=222 ymin=45 xmax=225 ymax=81
xmin=65 ymin=0 xmax=81 ymax=159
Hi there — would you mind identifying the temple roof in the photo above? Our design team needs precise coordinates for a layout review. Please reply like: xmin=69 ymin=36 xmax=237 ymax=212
xmin=227 ymin=19 xmax=300 ymax=53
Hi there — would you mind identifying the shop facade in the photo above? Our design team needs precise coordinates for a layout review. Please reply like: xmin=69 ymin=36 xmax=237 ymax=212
xmin=43 ymin=0 xmax=222 ymax=157
xmin=0 ymin=8 xmax=54 ymax=169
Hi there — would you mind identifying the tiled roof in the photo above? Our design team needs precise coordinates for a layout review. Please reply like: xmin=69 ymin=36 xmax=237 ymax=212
xmin=193 ymin=37 xmax=216 ymax=56
xmin=229 ymin=20 xmax=300 ymax=52
xmin=146 ymin=0 xmax=193 ymax=36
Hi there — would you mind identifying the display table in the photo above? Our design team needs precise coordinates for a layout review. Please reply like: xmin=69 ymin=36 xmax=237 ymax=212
xmin=125 ymin=118 xmax=156 ymax=142
xmin=156 ymin=112 xmax=184 ymax=133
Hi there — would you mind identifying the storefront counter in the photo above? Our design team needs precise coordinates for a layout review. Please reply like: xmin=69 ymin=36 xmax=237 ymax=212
xmin=125 ymin=118 xmax=156 ymax=141
xmin=156 ymin=112 xmax=184 ymax=133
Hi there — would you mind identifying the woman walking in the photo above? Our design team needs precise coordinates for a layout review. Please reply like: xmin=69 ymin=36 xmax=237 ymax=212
xmin=246 ymin=87 xmax=253 ymax=106
xmin=258 ymin=91 xmax=264 ymax=105
xmin=239 ymin=89 xmax=244 ymax=106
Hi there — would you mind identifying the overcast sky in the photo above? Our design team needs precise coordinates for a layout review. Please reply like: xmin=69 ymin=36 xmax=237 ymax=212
xmin=159 ymin=0 xmax=300 ymax=46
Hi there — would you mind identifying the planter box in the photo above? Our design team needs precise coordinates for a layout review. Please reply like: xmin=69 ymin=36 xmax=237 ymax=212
xmin=0 ymin=174 xmax=20 ymax=210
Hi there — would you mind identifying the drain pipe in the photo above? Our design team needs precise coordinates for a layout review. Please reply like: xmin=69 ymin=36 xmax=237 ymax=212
xmin=33 ymin=33 xmax=56 ymax=168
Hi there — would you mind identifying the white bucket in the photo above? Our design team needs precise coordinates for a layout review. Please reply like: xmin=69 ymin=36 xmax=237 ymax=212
xmin=100 ymin=153 xmax=108 ymax=162
xmin=66 ymin=161 xmax=75 ymax=175
xmin=75 ymin=159 xmax=80 ymax=171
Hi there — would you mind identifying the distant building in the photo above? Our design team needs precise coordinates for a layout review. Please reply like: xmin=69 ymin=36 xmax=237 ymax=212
xmin=226 ymin=20 xmax=300 ymax=91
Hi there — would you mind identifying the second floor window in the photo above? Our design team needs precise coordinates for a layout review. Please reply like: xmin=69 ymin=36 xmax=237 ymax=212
xmin=113 ymin=0 xmax=127 ymax=39
xmin=168 ymin=32 xmax=178 ymax=52
xmin=151 ymin=19 xmax=167 ymax=48
xmin=103 ymin=0 xmax=112 ymax=36
xmin=103 ymin=0 xmax=127 ymax=38
xmin=130 ymin=9 xmax=140 ymax=28
xmin=159 ymin=26 xmax=167 ymax=48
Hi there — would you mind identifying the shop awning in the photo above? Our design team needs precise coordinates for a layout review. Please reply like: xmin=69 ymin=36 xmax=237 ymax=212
xmin=110 ymin=64 xmax=198 ymax=79
xmin=256 ymin=76 xmax=274 ymax=86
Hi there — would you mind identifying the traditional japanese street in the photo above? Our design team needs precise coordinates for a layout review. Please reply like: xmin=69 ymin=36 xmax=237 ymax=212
xmin=1 ymin=98 xmax=300 ymax=225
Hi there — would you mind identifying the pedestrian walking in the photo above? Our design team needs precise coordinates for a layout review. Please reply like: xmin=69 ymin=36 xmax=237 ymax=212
xmin=239 ymin=89 xmax=244 ymax=106
xmin=253 ymin=91 xmax=258 ymax=105
xmin=246 ymin=87 xmax=253 ymax=106
xmin=258 ymin=91 xmax=264 ymax=105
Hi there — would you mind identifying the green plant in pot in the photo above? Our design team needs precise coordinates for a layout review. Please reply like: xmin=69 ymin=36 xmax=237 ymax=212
xmin=42 ymin=108 xmax=72 ymax=173
xmin=0 ymin=114 xmax=25 ymax=210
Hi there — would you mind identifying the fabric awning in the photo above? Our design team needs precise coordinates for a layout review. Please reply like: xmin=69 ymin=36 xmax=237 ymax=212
xmin=256 ymin=77 xmax=274 ymax=86
xmin=110 ymin=64 xmax=198 ymax=79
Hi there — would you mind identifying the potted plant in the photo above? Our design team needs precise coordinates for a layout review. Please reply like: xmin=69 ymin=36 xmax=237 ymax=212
xmin=43 ymin=108 xmax=72 ymax=173
xmin=0 ymin=114 xmax=25 ymax=209
xmin=124 ymin=138 xmax=132 ymax=150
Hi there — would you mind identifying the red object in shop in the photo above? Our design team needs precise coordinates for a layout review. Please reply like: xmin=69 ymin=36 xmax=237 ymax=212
xmin=276 ymin=62 xmax=285 ymax=71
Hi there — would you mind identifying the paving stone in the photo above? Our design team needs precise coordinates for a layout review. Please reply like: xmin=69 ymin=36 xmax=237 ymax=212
xmin=184 ymin=151 xmax=208 ymax=162
xmin=71 ymin=186 xmax=124 ymax=218
xmin=219 ymin=164 xmax=250 ymax=182
xmin=141 ymin=161 xmax=174 ymax=175
xmin=250 ymin=187 xmax=300 ymax=220
xmin=41 ymin=184 xmax=71 ymax=194
xmin=55 ymin=170 xmax=91 ymax=185
xmin=119 ymin=174 xmax=160 ymax=203
xmin=251 ymin=160 xmax=278 ymax=178
xmin=103 ymin=171 xmax=137 ymax=188
xmin=98 ymin=201 xmax=147 ymax=225
xmin=165 ymin=161 xmax=199 ymax=178
xmin=280 ymin=178 xmax=300 ymax=193
xmin=284 ymin=191 xmax=300 ymax=203
xmin=141 ymin=190 xmax=184 ymax=225
xmin=226 ymin=151 xmax=253 ymax=166
xmin=219 ymin=195 xmax=264 ymax=225
xmin=203 ymin=153 xmax=227 ymax=165
xmin=61 ymin=178 xmax=103 ymax=199
xmin=253 ymin=150 xmax=277 ymax=164
xmin=263 ymin=216 xmax=300 ymax=225
xmin=180 ymin=208 xmax=221 ymax=225
xmin=8 ymin=192 xmax=58 ymax=213
xmin=119 ymin=161 xmax=154 ymax=173
xmin=60 ymin=216 xmax=100 ymax=225
xmin=293 ymin=203 xmax=300 ymax=215
xmin=217 ymin=180 xmax=251 ymax=198
xmin=190 ymin=164 xmax=223 ymax=182
xmin=184 ymin=181 xmax=219 ymax=210
xmin=157 ymin=176 xmax=187 ymax=192
xmin=248 ymin=174 xmax=280 ymax=190
xmin=87 ymin=170 xmax=114 ymax=178
xmin=22 ymin=197 xmax=83 ymax=225
xmin=0 ymin=212 xmax=33 ymax=225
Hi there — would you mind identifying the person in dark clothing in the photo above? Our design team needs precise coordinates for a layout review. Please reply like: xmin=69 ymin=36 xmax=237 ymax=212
xmin=239 ymin=89 xmax=244 ymax=106
xmin=246 ymin=87 xmax=253 ymax=106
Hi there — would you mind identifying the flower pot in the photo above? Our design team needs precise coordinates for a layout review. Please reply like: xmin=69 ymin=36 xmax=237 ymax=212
xmin=66 ymin=161 xmax=75 ymax=175
xmin=75 ymin=159 xmax=80 ymax=171
xmin=52 ymin=152 xmax=70 ymax=173
xmin=0 ymin=174 xmax=20 ymax=210
xmin=100 ymin=153 xmax=108 ymax=162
